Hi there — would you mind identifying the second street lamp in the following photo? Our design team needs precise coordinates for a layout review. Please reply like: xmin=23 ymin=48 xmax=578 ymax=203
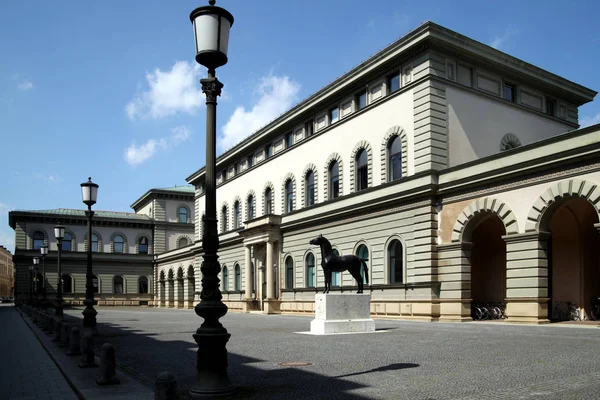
xmin=40 ymin=245 xmax=48 ymax=310
xmin=81 ymin=177 xmax=99 ymax=331
xmin=33 ymin=257 xmax=39 ymax=307
xmin=54 ymin=223 xmax=65 ymax=318
xmin=189 ymin=1 xmax=234 ymax=397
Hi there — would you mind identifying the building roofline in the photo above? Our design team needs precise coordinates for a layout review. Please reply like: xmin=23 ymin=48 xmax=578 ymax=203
xmin=8 ymin=208 xmax=153 ymax=229
xmin=130 ymin=187 xmax=195 ymax=211
xmin=185 ymin=21 xmax=597 ymax=185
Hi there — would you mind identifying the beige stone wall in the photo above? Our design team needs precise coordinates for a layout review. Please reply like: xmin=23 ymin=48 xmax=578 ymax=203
xmin=0 ymin=246 xmax=13 ymax=297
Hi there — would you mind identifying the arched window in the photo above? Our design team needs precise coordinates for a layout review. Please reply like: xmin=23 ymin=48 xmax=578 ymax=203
xmin=113 ymin=235 xmax=124 ymax=253
xmin=356 ymin=149 xmax=368 ymax=191
xmin=388 ymin=136 xmax=402 ymax=181
xmin=306 ymin=253 xmax=315 ymax=288
xmin=33 ymin=231 xmax=44 ymax=250
xmin=233 ymin=201 xmax=241 ymax=229
xmin=138 ymin=237 xmax=149 ymax=254
xmin=92 ymin=234 xmax=99 ymax=253
xmin=389 ymin=239 xmax=403 ymax=284
xmin=329 ymin=161 xmax=339 ymax=199
xmin=178 ymin=206 xmax=188 ymax=223
xmin=138 ymin=276 xmax=149 ymax=294
xmin=221 ymin=206 xmax=228 ymax=233
xmin=234 ymin=264 xmax=241 ymax=291
xmin=62 ymin=275 xmax=72 ymax=294
xmin=305 ymin=171 xmax=315 ymax=206
xmin=265 ymin=188 xmax=273 ymax=215
xmin=331 ymin=249 xmax=340 ymax=287
xmin=285 ymin=179 xmax=294 ymax=213
xmin=92 ymin=275 xmax=99 ymax=293
xmin=114 ymin=276 xmax=124 ymax=294
xmin=356 ymin=245 xmax=369 ymax=284
xmin=62 ymin=233 xmax=73 ymax=252
xmin=178 ymin=237 xmax=189 ymax=248
xmin=247 ymin=195 xmax=255 ymax=220
xmin=285 ymin=257 xmax=294 ymax=288
xmin=222 ymin=266 xmax=229 ymax=291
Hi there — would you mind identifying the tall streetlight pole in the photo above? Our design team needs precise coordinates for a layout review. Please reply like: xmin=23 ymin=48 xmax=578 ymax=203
xmin=81 ymin=177 xmax=99 ymax=331
xmin=28 ymin=265 xmax=34 ymax=304
xmin=189 ymin=1 xmax=234 ymax=397
xmin=40 ymin=245 xmax=48 ymax=310
xmin=54 ymin=223 xmax=65 ymax=318
xmin=33 ymin=257 xmax=39 ymax=307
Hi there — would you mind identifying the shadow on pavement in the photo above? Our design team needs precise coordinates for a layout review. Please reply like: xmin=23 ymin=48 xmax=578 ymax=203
xmin=333 ymin=363 xmax=419 ymax=379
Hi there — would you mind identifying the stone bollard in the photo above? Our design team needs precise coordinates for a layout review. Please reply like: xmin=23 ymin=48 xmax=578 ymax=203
xmin=59 ymin=323 xmax=71 ymax=348
xmin=79 ymin=332 xmax=97 ymax=368
xmin=96 ymin=343 xmax=120 ymax=385
xmin=155 ymin=371 xmax=177 ymax=400
xmin=67 ymin=327 xmax=81 ymax=356
xmin=53 ymin=320 xmax=63 ymax=342
xmin=46 ymin=316 xmax=55 ymax=334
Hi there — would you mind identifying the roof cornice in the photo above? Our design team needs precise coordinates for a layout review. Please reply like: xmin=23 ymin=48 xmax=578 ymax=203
xmin=130 ymin=188 xmax=195 ymax=211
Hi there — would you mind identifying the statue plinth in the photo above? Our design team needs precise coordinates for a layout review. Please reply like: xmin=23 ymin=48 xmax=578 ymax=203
xmin=309 ymin=293 xmax=375 ymax=334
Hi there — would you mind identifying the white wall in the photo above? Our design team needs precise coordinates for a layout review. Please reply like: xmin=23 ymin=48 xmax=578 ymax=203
xmin=446 ymin=86 xmax=575 ymax=166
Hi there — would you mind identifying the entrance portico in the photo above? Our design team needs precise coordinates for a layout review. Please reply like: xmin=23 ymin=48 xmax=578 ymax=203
xmin=239 ymin=215 xmax=282 ymax=314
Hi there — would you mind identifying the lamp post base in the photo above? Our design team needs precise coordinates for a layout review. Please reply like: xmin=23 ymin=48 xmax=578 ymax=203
xmin=189 ymin=331 xmax=234 ymax=399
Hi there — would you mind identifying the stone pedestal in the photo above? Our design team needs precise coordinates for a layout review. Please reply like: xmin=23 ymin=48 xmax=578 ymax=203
xmin=310 ymin=294 xmax=375 ymax=334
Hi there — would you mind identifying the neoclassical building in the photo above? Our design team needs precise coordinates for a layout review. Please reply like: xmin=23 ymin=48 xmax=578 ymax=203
xmin=9 ymin=186 xmax=195 ymax=306
xmin=0 ymin=245 xmax=14 ymax=297
xmin=152 ymin=21 xmax=599 ymax=323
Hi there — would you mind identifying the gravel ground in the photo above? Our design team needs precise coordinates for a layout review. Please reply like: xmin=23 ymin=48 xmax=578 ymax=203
xmin=62 ymin=307 xmax=600 ymax=400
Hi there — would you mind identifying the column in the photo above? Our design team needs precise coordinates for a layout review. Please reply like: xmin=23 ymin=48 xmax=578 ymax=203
xmin=244 ymin=246 xmax=252 ymax=300
xmin=266 ymin=241 xmax=274 ymax=300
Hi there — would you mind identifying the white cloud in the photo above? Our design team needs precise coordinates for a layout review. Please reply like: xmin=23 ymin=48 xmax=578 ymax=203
xmin=219 ymin=75 xmax=301 ymax=151
xmin=490 ymin=28 xmax=519 ymax=50
xmin=33 ymin=173 xmax=59 ymax=182
xmin=125 ymin=126 xmax=191 ymax=166
xmin=126 ymin=61 xmax=204 ymax=120
xmin=17 ymin=80 xmax=33 ymax=90
xmin=580 ymin=112 xmax=600 ymax=128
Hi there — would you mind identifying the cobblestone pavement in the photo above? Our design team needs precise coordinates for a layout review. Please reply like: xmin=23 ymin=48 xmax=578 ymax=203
xmin=62 ymin=307 xmax=600 ymax=400
xmin=0 ymin=305 xmax=78 ymax=400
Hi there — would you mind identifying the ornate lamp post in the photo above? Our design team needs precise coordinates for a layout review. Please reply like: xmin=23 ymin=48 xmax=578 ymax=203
xmin=40 ymin=245 xmax=48 ymax=310
xmin=189 ymin=1 xmax=234 ymax=397
xmin=54 ymin=223 xmax=65 ymax=318
xmin=81 ymin=177 xmax=99 ymax=331
xmin=28 ymin=265 xmax=34 ymax=304
xmin=33 ymin=257 xmax=39 ymax=307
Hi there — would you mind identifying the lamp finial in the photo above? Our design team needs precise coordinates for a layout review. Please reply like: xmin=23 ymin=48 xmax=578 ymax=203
xmin=88 ymin=177 xmax=92 ymax=182
xmin=209 ymin=0 xmax=216 ymax=5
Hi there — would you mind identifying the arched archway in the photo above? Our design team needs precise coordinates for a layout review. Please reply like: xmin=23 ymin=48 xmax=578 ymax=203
xmin=176 ymin=267 xmax=184 ymax=308
xmin=159 ymin=270 xmax=166 ymax=307
xmin=167 ymin=269 xmax=175 ymax=308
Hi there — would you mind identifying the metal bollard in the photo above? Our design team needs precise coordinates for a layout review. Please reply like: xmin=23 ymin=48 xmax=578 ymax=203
xmin=67 ymin=327 xmax=81 ymax=356
xmin=78 ymin=331 xmax=97 ymax=368
xmin=53 ymin=320 xmax=63 ymax=342
xmin=155 ymin=371 xmax=177 ymax=400
xmin=96 ymin=343 xmax=120 ymax=385
xmin=59 ymin=323 xmax=71 ymax=348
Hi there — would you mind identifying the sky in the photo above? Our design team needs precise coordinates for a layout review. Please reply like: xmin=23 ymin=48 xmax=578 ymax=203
xmin=1 ymin=0 xmax=599 ymax=253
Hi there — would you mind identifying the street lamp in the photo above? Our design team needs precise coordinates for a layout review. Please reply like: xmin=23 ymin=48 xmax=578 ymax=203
xmin=81 ymin=177 xmax=99 ymax=331
xmin=28 ymin=265 xmax=34 ymax=304
xmin=54 ymin=223 xmax=65 ymax=318
xmin=189 ymin=1 xmax=234 ymax=397
xmin=40 ymin=245 xmax=48 ymax=310
xmin=33 ymin=257 xmax=39 ymax=306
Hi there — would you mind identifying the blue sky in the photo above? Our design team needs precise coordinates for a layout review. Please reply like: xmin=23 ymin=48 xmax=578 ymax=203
xmin=1 ymin=0 xmax=599 ymax=252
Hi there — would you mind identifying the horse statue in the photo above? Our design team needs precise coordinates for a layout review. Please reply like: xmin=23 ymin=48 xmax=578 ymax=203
xmin=309 ymin=235 xmax=369 ymax=294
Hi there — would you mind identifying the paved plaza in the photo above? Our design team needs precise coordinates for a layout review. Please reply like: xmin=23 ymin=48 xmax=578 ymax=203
xmin=54 ymin=306 xmax=600 ymax=400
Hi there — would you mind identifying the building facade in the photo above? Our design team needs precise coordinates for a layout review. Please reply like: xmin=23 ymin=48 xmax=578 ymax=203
xmin=0 ymin=246 xmax=14 ymax=297
xmin=9 ymin=186 xmax=195 ymax=306
xmin=152 ymin=22 xmax=599 ymax=323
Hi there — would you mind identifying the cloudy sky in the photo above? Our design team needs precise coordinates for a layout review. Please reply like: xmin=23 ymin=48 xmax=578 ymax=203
xmin=1 ymin=0 xmax=599 ymax=252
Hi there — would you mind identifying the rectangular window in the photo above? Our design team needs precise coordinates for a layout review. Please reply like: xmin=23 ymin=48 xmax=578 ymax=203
xmin=503 ymin=83 xmax=515 ymax=102
xmin=546 ymin=98 xmax=556 ymax=116
xmin=234 ymin=162 xmax=240 ymax=174
xmin=329 ymin=107 xmax=339 ymax=124
xmin=285 ymin=132 xmax=293 ymax=148
xmin=247 ymin=155 xmax=254 ymax=168
xmin=457 ymin=64 xmax=473 ymax=87
xmin=355 ymin=91 xmax=367 ymax=110
xmin=387 ymin=73 xmax=400 ymax=94
xmin=264 ymin=144 xmax=273 ymax=159
xmin=331 ymin=175 xmax=339 ymax=199
xmin=446 ymin=62 xmax=455 ymax=81
xmin=305 ymin=120 xmax=314 ymax=137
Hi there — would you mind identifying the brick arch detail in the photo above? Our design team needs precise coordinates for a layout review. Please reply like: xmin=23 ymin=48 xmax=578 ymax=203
xmin=231 ymin=196 xmax=242 ymax=229
xmin=220 ymin=202 xmax=229 ymax=233
xmin=262 ymin=182 xmax=275 ymax=215
xmin=349 ymin=140 xmax=373 ymax=193
xmin=525 ymin=179 xmax=600 ymax=232
xmin=84 ymin=230 xmax=103 ymax=252
xmin=176 ymin=235 xmax=193 ymax=248
xmin=281 ymin=173 xmax=297 ymax=214
xmin=323 ymin=153 xmax=343 ymax=201
xmin=134 ymin=233 xmax=151 ymax=254
xmin=451 ymin=197 xmax=519 ymax=242
xmin=28 ymin=228 xmax=49 ymax=250
xmin=245 ymin=190 xmax=257 ymax=220
xmin=176 ymin=203 xmax=192 ymax=223
xmin=301 ymin=163 xmax=318 ymax=208
xmin=381 ymin=125 xmax=408 ymax=183
xmin=109 ymin=231 xmax=129 ymax=254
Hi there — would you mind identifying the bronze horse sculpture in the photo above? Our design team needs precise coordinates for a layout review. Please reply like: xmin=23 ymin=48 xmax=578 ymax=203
xmin=309 ymin=235 xmax=369 ymax=294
